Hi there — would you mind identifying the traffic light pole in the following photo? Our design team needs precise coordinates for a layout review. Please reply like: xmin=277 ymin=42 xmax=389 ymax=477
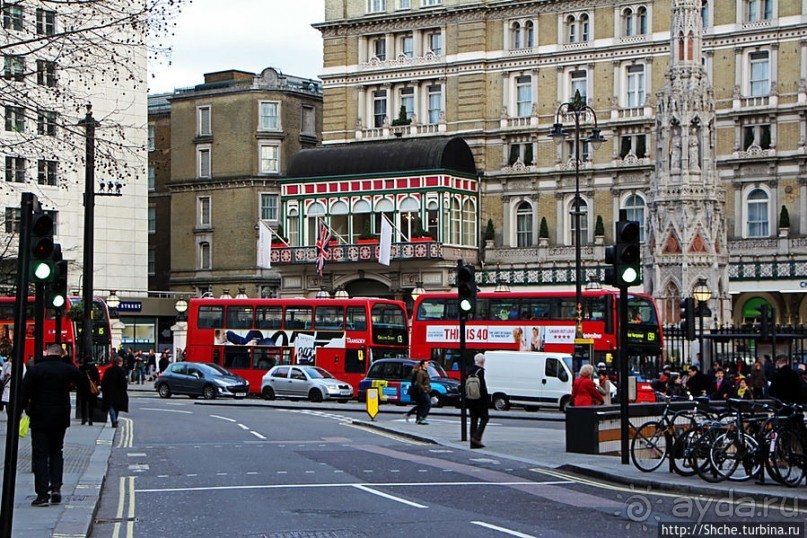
xmin=459 ymin=314 xmax=468 ymax=443
xmin=34 ymin=282 xmax=45 ymax=362
xmin=618 ymin=286 xmax=630 ymax=465
xmin=80 ymin=105 xmax=99 ymax=364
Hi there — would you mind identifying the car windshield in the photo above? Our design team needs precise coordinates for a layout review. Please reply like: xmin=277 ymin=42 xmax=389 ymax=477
xmin=303 ymin=367 xmax=334 ymax=379
xmin=427 ymin=364 xmax=449 ymax=378
xmin=199 ymin=363 xmax=232 ymax=377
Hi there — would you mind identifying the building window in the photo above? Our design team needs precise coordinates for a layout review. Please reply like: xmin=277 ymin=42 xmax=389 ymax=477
xmin=746 ymin=188 xmax=769 ymax=237
xmin=745 ymin=0 xmax=772 ymax=22
xmin=428 ymin=85 xmax=441 ymax=124
xmin=373 ymin=89 xmax=387 ymax=128
xmin=749 ymin=51 xmax=769 ymax=97
xmin=2 ymin=4 xmax=24 ymax=31
xmin=570 ymin=70 xmax=587 ymax=102
xmin=620 ymin=134 xmax=647 ymax=158
xmin=260 ymin=193 xmax=279 ymax=221
xmin=148 ymin=206 xmax=156 ymax=234
xmin=197 ymin=147 xmax=211 ymax=178
xmin=450 ymin=198 xmax=461 ymax=244
xmin=37 ymin=110 xmax=57 ymax=136
xmin=287 ymin=208 xmax=300 ymax=246
xmin=367 ymin=0 xmax=385 ymax=13
xmin=567 ymin=140 xmax=591 ymax=162
xmin=422 ymin=0 xmax=442 ymax=6
xmin=426 ymin=31 xmax=442 ymax=56
xmin=371 ymin=36 xmax=386 ymax=61
xmin=4 ymin=55 xmax=25 ymax=81
xmin=4 ymin=106 xmax=24 ymax=133
xmin=516 ymin=201 xmax=533 ymax=247
xmin=462 ymin=200 xmax=475 ymax=246
xmin=301 ymin=105 xmax=315 ymax=135
xmin=516 ymin=76 xmax=532 ymax=117
xmin=743 ymin=124 xmax=771 ymax=150
xmin=36 ymin=8 xmax=55 ymax=35
xmin=399 ymin=87 xmax=414 ymax=120
xmin=622 ymin=6 xmax=648 ymax=37
xmin=623 ymin=194 xmax=646 ymax=242
xmin=570 ymin=198 xmax=589 ymax=245
xmin=37 ymin=160 xmax=57 ymax=186
xmin=351 ymin=200 xmax=371 ymax=243
xmin=401 ymin=34 xmax=414 ymax=57
xmin=148 ymin=250 xmax=155 ymax=275
xmin=148 ymin=166 xmax=155 ymax=191
xmin=511 ymin=21 xmax=535 ymax=49
xmin=198 ymin=196 xmax=211 ymax=228
xmin=701 ymin=0 xmax=710 ymax=28
xmin=4 ymin=207 xmax=21 ymax=233
xmin=508 ymin=142 xmax=533 ymax=165
xmin=199 ymin=241 xmax=211 ymax=270
xmin=259 ymin=102 xmax=279 ymax=131
xmin=259 ymin=145 xmax=279 ymax=175
xmin=35 ymin=60 xmax=56 ymax=87
xmin=397 ymin=0 xmax=411 ymax=9
xmin=566 ymin=13 xmax=590 ymax=43
xmin=5 ymin=157 xmax=25 ymax=183
xmin=148 ymin=126 xmax=155 ymax=150
xmin=197 ymin=105 xmax=211 ymax=136
xmin=426 ymin=200 xmax=439 ymax=240
xmin=626 ymin=65 xmax=645 ymax=107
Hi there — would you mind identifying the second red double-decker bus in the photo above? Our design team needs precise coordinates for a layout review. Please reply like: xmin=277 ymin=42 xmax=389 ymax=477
xmin=184 ymin=297 xmax=409 ymax=395
xmin=411 ymin=289 xmax=663 ymax=378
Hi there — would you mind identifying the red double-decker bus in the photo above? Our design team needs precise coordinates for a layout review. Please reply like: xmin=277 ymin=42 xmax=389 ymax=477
xmin=184 ymin=297 xmax=409 ymax=395
xmin=0 ymin=297 xmax=113 ymax=366
xmin=411 ymin=289 xmax=663 ymax=380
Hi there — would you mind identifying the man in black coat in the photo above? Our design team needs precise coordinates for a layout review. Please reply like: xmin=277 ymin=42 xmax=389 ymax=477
xmin=101 ymin=356 xmax=129 ymax=428
xmin=21 ymin=344 xmax=88 ymax=506
xmin=769 ymin=357 xmax=805 ymax=404
xmin=685 ymin=365 xmax=711 ymax=398
xmin=468 ymin=353 xmax=490 ymax=449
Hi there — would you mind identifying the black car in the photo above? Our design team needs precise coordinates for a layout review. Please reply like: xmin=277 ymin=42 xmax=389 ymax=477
xmin=155 ymin=362 xmax=248 ymax=400
xmin=358 ymin=358 xmax=460 ymax=407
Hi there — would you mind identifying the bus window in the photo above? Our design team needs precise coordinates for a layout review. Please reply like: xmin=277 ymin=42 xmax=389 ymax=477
xmin=586 ymin=297 xmax=606 ymax=321
xmin=489 ymin=299 xmax=519 ymax=320
xmin=558 ymin=298 xmax=577 ymax=320
xmin=521 ymin=298 xmax=552 ymax=320
xmin=346 ymin=307 xmax=367 ymax=331
xmin=371 ymin=304 xmax=406 ymax=329
xmin=253 ymin=348 xmax=279 ymax=370
xmin=416 ymin=298 xmax=448 ymax=320
xmin=226 ymin=306 xmax=253 ymax=329
xmin=255 ymin=306 xmax=282 ymax=330
xmin=223 ymin=347 xmax=251 ymax=369
xmin=344 ymin=349 xmax=366 ymax=373
xmin=315 ymin=306 xmax=344 ymax=331
xmin=198 ymin=306 xmax=224 ymax=329
xmin=285 ymin=307 xmax=312 ymax=330
xmin=628 ymin=296 xmax=658 ymax=324
xmin=212 ymin=348 xmax=220 ymax=365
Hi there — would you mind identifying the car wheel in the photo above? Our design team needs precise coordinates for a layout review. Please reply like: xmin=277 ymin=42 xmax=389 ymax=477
xmin=202 ymin=384 xmax=217 ymax=400
xmin=429 ymin=391 xmax=444 ymax=408
xmin=157 ymin=383 xmax=171 ymax=399
xmin=309 ymin=389 xmax=323 ymax=403
xmin=261 ymin=386 xmax=275 ymax=400
xmin=492 ymin=394 xmax=509 ymax=411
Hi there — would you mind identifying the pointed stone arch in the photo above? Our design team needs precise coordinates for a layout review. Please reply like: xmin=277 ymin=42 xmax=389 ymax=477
xmin=689 ymin=231 xmax=708 ymax=253
xmin=662 ymin=228 xmax=682 ymax=254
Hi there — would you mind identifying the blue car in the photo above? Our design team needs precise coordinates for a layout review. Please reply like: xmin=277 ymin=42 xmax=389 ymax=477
xmin=358 ymin=358 xmax=460 ymax=407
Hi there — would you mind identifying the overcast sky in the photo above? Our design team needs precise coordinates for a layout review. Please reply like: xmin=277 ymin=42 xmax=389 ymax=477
xmin=148 ymin=0 xmax=326 ymax=94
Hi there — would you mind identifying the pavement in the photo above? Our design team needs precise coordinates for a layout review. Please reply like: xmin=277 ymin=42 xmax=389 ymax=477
xmin=1 ymin=383 xmax=803 ymax=537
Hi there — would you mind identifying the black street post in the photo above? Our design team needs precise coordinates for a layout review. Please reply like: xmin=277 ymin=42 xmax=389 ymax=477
xmin=549 ymin=91 xmax=605 ymax=343
xmin=79 ymin=105 xmax=99 ymax=364
xmin=693 ymin=279 xmax=712 ymax=370
xmin=458 ymin=260 xmax=468 ymax=442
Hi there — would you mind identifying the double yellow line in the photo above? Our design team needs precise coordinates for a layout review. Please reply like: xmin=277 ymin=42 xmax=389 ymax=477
xmin=112 ymin=476 xmax=135 ymax=538
xmin=115 ymin=417 xmax=134 ymax=449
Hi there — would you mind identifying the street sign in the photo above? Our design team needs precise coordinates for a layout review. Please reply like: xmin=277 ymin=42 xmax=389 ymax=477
xmin=365 ymin=388 xmax=379 ymax=421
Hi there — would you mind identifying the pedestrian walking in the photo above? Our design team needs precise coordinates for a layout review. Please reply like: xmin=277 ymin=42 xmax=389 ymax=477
xmin=158 ymin=350 xmax=170 ymax=373
xmin=748 ymin=360 xmax=766 ymax=399
xmin=569 ymin=364 xmax=603 ymax=407
xmin=20 ymin=344 xmax=87 ymax=506
xmin=405 ymin=362 xmax=421 ymax=422
xmin=468 ymin=353 xmax=489 ymax=449
xmin=78 ymin=358 xmax=100 ymax=425
xmin=133 ymin=350 xmax=145 ymax=384
xmin=101 ymin=356 xmax=129 ymax=428
xmin=1 ymin=353 xmax=24 ymax=416
xmin=146 ymin=349 xmax=156 ymax=381
xmin=414 ymin=360 xmax=432 ymax=424
xmin=596 ymin=362 xmax=614 ymax=405
xmin=684 ymin=365 xmax=710 ymax=398
xmin=769 ymin=357 xmax=805 ymax=404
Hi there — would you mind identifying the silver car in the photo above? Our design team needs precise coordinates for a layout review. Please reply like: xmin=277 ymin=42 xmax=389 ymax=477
xmin=260 ymin=365 xmax=353 ymax=403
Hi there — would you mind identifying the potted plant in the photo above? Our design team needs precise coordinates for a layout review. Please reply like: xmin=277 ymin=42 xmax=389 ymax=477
xmin=539 ymin=216 xmax=550 ymax=247
xmin=412 ymin=223 xmax=432 ymax=241
xmin=594 ymin=215 xmax=605 ymax=245
xmin=272 ymin=224 xmax=288 ymax=247
xmin=779 ymin=205 xmax=790 ymax=237
xmin=483 ymin=219 xmax=495 ymax=248
xmin=357 ymin=221 xmax=377 ymax=243
xmin=391 ymin=105 xmax=411 ymax=127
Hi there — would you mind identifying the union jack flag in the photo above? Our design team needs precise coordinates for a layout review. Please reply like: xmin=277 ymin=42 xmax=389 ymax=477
xmin=315 ymin=222 xmax=331 ymax=276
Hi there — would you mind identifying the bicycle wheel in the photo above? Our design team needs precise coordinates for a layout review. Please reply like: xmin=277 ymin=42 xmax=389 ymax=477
xmin=670 ymin=428 xmax=701 ymax=477
xmin=766 ymin=429 xmax=806 ymax=487
xmin=726 ymin=433 xmax=760 ymax=482
xmin=693 ymin=425 xmax=729 ymax=483
xmin=631 ymin=421 xmax=668 ymax=472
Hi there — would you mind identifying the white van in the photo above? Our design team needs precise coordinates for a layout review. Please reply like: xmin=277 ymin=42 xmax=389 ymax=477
xmin=483 ymin=351 xmax=574 ymax=412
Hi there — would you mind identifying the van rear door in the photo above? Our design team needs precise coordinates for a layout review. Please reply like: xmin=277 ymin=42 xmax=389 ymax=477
xmin=542 ymin=356 xmax=571 ymax=403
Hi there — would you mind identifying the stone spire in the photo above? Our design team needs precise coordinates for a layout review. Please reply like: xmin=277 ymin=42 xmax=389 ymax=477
xmin=646 ymin=0 xmax=730 ymax=324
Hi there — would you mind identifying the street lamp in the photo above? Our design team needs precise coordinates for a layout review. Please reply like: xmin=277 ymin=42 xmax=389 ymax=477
xmin=235 ymin=287 xmax=248 ymax=299
xmin=174 ymin=297 xmax=189 ymax=321
xmin=692 ymin=279 xmax=712 ymax=367
xmin=334 ymin=286 xmax=350 ymax=299
xmin=220 ymin=289 xmax=232 ymax=299
xmin=106 ymin=291 xmax=120 ymax=310
xmin=410 ymin=281 xmax=425 ymax=300
xmin=550 ymin=90 xmax=605 ymax=340
xmin=316 ymin=287 xmax=331 ymax=299
xmin=494 ymin=279 xmax=511 ymax=293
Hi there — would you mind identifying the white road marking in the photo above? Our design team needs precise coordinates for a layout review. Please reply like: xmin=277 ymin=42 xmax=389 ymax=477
xmin=216 ymin=473 xmax=227 ymax=476
xmin=353 ymin=484 xmax=428 ymax=509
xmin=250 ymin=431 xmax=267 ymax=440
xmin=157 ymin=475 xmax=169 ymax=478
xmin=471 ymin=521 xmax=537 ymax=538
xmin=210 ymin=415 xmax=236 ymax=422
xmin=127 ymin=453 xmax=147 ymax=457
xmin=187 ymin=474 xmax=197 ymax=477
xmin=139 ymin=407 xmax=192 ymax=414
xmin=247 ymin=472 xmax=258 ymax=475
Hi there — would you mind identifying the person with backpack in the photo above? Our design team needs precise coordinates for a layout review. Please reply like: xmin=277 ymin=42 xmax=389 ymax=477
xmin=404 ymin=362 xmax=422 ymax=423
xmin=467 ymin=353 xmax=489 ymax=449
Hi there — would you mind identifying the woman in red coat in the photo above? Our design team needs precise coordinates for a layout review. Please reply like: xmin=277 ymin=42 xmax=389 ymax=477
xmin=570 ymin=364 xmax=604 ymax=406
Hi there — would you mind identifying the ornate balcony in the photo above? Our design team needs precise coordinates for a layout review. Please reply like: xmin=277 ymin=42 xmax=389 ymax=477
xmin=270 ymin=240 xmax=444 ymax=266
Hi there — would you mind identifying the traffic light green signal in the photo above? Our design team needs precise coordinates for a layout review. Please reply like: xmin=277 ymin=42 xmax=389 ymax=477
xmin=30 ymin=212 xmax=55 ymax=283
xmin=604 ymin=213 xmax=642 ymax=288
xmin=48 ymin=259 xmax=68 ymax=309
xmin=456 ymin=264 xmax=476 ymax=318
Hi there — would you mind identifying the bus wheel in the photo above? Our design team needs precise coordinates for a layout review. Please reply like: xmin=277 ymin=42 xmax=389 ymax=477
xmin=202 ymin=385 xmax=217 ymax=400
xmin=261 ymin=386 xmax=275 ymax=400
xmin=309 ymin=389 xmax=323 ymax=403
xmin=430 ymin=391 xmax=444 ymax=408
xmin=492 ymin=394 xmax=510 ymax=411
xmin=157 ymin=384 xmax=171 ymax=399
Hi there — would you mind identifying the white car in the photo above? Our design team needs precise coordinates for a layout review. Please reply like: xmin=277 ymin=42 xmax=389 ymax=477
xmin=260 ymin=365 xmax=353 ymax=403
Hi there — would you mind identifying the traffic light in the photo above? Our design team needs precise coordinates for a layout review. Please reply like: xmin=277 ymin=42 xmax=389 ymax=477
xmin=29 ymin=211 xmax=56 ymax=283
xmin=47 ymin=259 xmax=68 ymax=309
xmin=456 ymin=264 xmax=476 ymax=319
xmin=756 ymin=304 xmax=770 ymax=340
xmin=680 ymin=297 xmax=695 ymax=341
xmin=613 ymin=217 xmax=642 ymax=287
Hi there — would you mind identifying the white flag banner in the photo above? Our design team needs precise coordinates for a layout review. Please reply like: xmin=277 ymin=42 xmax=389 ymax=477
xmin=379 ymin=216 xmax=392 ymax=266
xmin=257 ymin=221 xmax=272 ymax=269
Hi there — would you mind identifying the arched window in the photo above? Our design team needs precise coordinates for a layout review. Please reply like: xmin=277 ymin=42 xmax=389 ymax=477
xmin=566 ymin=15 xmax=577 ymax=43
xmin=374 ymin=198 xmax=394 ymax=236
xmin=450 ymin=197 xmax=462 ymax=244
xmin=352 ymin=199 xmax=372 ymax=242
xmin=747 ymin=188 xmax=769 ymax=237
xmin=570 ymin=198 xmax=589 ymax=245
xmin=678 ymin=32 xmax=685 ymax=61
xmin=701 ymin=0 xmax=709 ymax=28
xmin=623 ymin=8 xmax=634 ymax=37
xmin=307 ymin=202 xmax=326 ymax=244
xmin=330 ymin=201 xmax=349 ymax=243
xmin=516 ymin=201 xmax=533 ymax=247
xmin=525 ymin=21 xmax=534 ymax=48
xmin=512 ymin=22 xmax=522 ymax=49
xmin=624 ymin=194 xmax=646 ymax=242
xmin=462 ymin=199 xmax=475 ymax=246
xmin=426 ymin=200 xmax=439 ymax=240
xmin=199 ymin=241 xmax=211 ymax=270
xmin=287 ymin=208 xmax=300 ymax=246
xmin=400 ymin=196 xmax=420 ymax=240
xmin=580 ymin=14 xmax=590 ymax=41
xmin=638 ymin=7 xmax=647 ymax=34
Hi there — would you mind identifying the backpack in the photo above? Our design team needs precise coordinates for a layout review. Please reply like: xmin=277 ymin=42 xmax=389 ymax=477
xmin=465 ymin=372 xmax=482 ymax=400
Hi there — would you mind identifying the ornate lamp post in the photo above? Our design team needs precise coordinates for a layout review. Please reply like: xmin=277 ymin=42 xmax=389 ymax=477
xmin=549 ymin=90 xmax=605 ymax=339
xmin=693 ymin=278 xmax=712 ymax=366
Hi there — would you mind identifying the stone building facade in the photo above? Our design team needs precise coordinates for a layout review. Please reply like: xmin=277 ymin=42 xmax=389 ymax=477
xmin=315 ymin=0 xmax=807 ymax=326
